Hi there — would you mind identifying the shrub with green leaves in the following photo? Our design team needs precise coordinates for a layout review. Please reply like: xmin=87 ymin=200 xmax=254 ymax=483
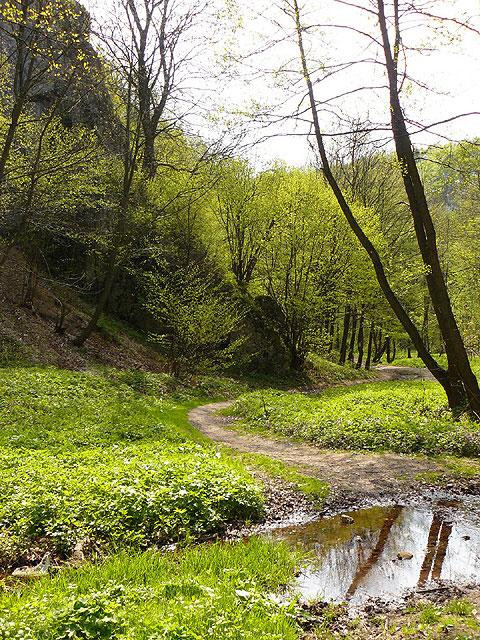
xmin=0 ymin=445 xmax=263 ymax=565
xmin=232 ymin=381 xmax=480 ymax=456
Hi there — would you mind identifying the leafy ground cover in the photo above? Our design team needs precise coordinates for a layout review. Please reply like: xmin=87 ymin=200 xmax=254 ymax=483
xmin=231 ymin=381 xmax=480 ymax=456
xmin=0 ymin=367 xmax=264 ymax=568
xmin=0 ymin=538 xmax=304 ymax=640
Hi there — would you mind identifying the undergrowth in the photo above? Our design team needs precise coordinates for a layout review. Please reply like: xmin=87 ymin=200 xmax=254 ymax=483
xmin=231 ymin=381 xmax=480 ymax=456
xmin=0 ymin=538 xmax=304 ymax=640
xmin=0 ymin=367 xmax=264 ymax=567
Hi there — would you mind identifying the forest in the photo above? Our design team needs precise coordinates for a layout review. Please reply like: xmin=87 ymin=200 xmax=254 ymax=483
xmin=1 ymin=0 xmax=480 ymax=638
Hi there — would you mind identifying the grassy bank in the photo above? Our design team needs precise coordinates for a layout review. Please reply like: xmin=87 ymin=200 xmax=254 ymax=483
xmin=315 ymin=598 xmax=480 ymax=639
xmin=0 ymin=538 xmax=304 ymax=639
xmin=0 ymin=365 xmax=317 ymax=639
xmin=231 ymin=381 xmax=480 ymax=456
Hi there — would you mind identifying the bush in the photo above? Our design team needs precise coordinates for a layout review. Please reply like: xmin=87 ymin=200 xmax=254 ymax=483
xmin=147 ymin=269 xmax=246 ymax=376
xmin=0 ymin=445 xmax=264 ymax=565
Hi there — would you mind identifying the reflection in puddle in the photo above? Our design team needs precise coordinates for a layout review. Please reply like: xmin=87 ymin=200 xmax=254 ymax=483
xmin=275 ymin=497 xmax=480 ymax=606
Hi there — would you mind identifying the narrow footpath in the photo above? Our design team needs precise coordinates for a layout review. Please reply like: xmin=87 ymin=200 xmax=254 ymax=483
xmin=188 ymin=366 xmax=439 ymax=497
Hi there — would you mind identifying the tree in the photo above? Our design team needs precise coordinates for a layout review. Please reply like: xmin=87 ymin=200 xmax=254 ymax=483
xmin=0 ymin=0 xmax=95 ymax=187
xmin=147 ymin=267 xmax=245 ymax=376
xmin=110 ymin=0 xmax=201 ymax=178
xmin=258 ymin=169 xmax=351 ymax=369
xmin=288 ymin=0 xmax=480 ymax=416
xmin=214 ymin=159 xmax=275 ymax=289
xmin=72 ymin=50 xmax=144 ymax=345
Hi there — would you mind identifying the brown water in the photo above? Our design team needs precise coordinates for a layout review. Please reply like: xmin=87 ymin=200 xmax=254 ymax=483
xmin=275 ymin=496 xmax=480 ymax=606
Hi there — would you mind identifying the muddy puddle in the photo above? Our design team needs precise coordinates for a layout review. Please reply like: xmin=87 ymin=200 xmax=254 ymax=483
xmin=275 ymin=495 xmax=480 ymax=607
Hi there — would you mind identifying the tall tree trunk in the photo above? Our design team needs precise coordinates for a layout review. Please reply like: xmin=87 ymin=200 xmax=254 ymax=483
xmin=142 ymin=128 xmax=156 ymax=178
xmin=347 ymin=308 xmax=357 ymax=363
xmin=422 ymin=295 xmax=430 ymax=352
xmin=21 ymin=251 xmax=38 ymax=308
xmin=356 ymin=309 xmax=365 ymax=369
xmin=373 ymin=327 xmax=383 ymax=362
xmin=376 ymin=0 xmax=480 ymax=416
xmin=365 ymin=320 xmax=374 ymax=370
xmin=386 ymin=337 xmax=396 ymax=364
xmin=339 ymin=305 xmax=351 ymax=365
xmin=328 ymin=312 xmax=335 ymax=354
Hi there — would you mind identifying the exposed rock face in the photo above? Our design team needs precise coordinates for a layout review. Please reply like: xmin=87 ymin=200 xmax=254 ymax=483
xmin=0 ymin=0 xmax=114 ymax=131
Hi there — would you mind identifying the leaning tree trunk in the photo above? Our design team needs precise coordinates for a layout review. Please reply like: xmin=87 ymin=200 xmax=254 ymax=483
xmin=422 ymin=295 xmax=430 ymax=352
xmin=374 ymin=337 xmax=389 ymax=364
xmin=293 ymin=0 xmax=480 ymax=417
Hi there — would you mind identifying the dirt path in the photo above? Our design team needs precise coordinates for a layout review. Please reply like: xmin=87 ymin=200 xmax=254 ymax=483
xmin=188 ymin=366 xmax=440 ymax=498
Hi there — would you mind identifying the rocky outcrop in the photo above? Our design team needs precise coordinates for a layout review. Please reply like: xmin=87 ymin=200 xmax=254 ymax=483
xmin=0 ymin=0 xmax=114 ymax=132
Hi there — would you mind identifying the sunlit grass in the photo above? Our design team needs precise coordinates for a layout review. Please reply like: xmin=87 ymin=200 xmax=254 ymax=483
xmin=231 ymin=381 xmax=480 ymax=456
xmin=0 ymin=538 xmax=304 ymax=639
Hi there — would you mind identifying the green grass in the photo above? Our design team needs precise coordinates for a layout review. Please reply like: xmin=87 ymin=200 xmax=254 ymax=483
xmin=306 ymin=354 xmax=376 ymax=385
xmin=0 ymin=366 xmax=318 ymax=638
xmin=231 ymin=381 xmax=480 ymax=456
xmin=0 ymin=538 xmax=304 ymax=640
xmin=385 ymin=354 xmax=480 ymax=378
xmin=229 ymin=450 xmax=330 ymax=504
xmin=0 ymin=332 xmax=35 ymax=367
xmin=0 ymin=367 xmax=265 ymax=567
xmin=389 ymin=355 xmax=441 ymax=368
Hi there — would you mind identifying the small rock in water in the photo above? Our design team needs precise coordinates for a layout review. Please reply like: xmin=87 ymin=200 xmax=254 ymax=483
xmin=340 ymin=514 xmax=354 ymax=525
xmin=12 ymin=552 xmax=51 ymax=579
xmin=397 ymin=551 xmax=413 ymax=560
xmin=463 ymin=535 xmax=471 ymax=541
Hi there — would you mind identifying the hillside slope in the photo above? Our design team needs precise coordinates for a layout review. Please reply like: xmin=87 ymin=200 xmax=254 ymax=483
xmin=0 ymin=251 xmax=162 ymax=371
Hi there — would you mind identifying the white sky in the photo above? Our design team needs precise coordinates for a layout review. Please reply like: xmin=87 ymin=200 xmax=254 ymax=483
xmin=82 ymin=0 xmax=480 ymax=167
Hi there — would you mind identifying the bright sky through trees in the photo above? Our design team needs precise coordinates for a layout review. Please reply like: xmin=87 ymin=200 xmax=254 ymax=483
xmin=83 ymin=0 xmax=480 ymax=167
